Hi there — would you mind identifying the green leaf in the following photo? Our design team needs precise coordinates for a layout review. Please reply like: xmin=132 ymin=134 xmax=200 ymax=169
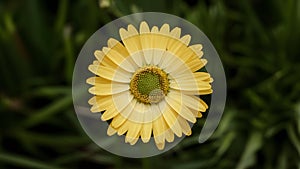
xmin=30 ymin=86 xmax=71 ymax=97
xmin=15 ymin=131 xmax=88 ymax=147
xmin=22 ymin=96 xmax=72 ymax=128
xmin=287 ymin=124 xmax=300 ymax=155
xmin=216 ymin=131 xmax=235 ymax=157
xmin=236 ymin=132 xmax=263 ymax=169
xmin=0 ymin=153 xmax=66 ymax=169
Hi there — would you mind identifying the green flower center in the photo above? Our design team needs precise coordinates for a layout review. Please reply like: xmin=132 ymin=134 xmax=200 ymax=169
xmin=130 ymin=66 xmax=169 ymax=104
xmin=137 ymin=73 xmax=160 ymax=95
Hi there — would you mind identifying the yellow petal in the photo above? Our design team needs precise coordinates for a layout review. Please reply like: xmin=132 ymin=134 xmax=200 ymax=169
xmin=182 ymin=94 xmax=206 ymax=112
xmin=160 ymin=103 xmax=182 ymax=137
xmin=156 ymin=142 xmax=165 ymax=150
xmin=88 ymin=65 xmax=131 ymax=83
xmin=151 ymin=24 xmax=169 ymax=49
xmin=128 ymin=102 xmax=145 ymax=123
xmin=181 ymin=89 xmax=213 ymax=95
xmin=118 ymin=99 xmax=137 ymax=121
xmin=88 ymin=96 xmax=97 ymax=105
xmin=189 ymin=44 xmax=203 ymax=58
xmin=86 ymin=76 xmax=111 ymax=85
xmin=102 ymin=57 xmax=118 ymax=69
xmin=88 ymin=83 xmax=129 ymax=95
xmin=94 ymin=50 xmax=105 ymax=61
xmin=102 ymin=47 xmax=135 ymax=73
xmin=94 ymin=50 xmax=118 ymax=69
xmin=170 ymin=27 xmax=181 ymax=39
xmin=107 ymin=38 xmax=130 ymax=57
xmin=185 ymin=58 xmax=207 ymax=72
xmin=153 ymin=116 xmax=166 ymax=150
xmin=127 ymin=24 xmax=139 ymax=36
xmin=120 ymin=26 xmax=142 ymax=55
xmin=177 ymin=48 xmax=196 ymax=63
xmin=180 ymin=34 xmax=191 ymax=46
xmin=169 ymin=76 xmax=212 ymax=92
xmin=165 ymin=92 xmax=196 ymax=123
xmin=101 ymin=104 xmax=119 ymax=121
xmin=151 ymin=26 xmax=159 ymax=33
xmin=88 ymin=95 xmax=111 ymax=105
xmin=165 ymin=89 xmax=207 ymax=112
xmin=152 ymin=48 xmax=164 ymax=65
xmin=197 ymin=112 xmax=203 ymax=118
xmin=111 ymin=114 xmax=127 ymax=128
xmin=205 ymin=77 xmax=214 ymax=83
xmin=178 ymin=116 xmax=192 ymax=136
xmin=130 ymin=51 xmax=145 ymax=67
xmin=159 ymin=51 xmax=176 ymax=70
xmin=117 ymin=120 xmax=130 ymax=136
xmin=165 ymin=129 xmax=174 ymax=143
xmin=159 ymin=52 xmax=191 ymax=77
xmin=161 ymin=52 xmax=189 ymax=74
xmin=141 ymin=122 xmax=152 ymax=143
xmin=93 ymin=60 xmax=100 ymax=65
xmin=112 ymin=91 xmax=133 ymax=112
xmin=149 ymin=26 xmax=168 ymax=65
xmin=90 ymin=104 xmax=104 ymax=113
xmin=190 ymin=109 xmax=203 ymax=118
xmin=159 ymin=23 xmax=170 ymax=35
xmin=164 ymin=35 xmax=202 ymax=66
xmin=139 ymin=22 xmax=153 ymax=64
xmin=90 ymin=105 xmax=102 ymax=113
xmin=142 ymin=104 xmax=161 ymax=123
xmin=125 ymin=121 xmax=142 ymax=144
xmin=89 ymin=96 xmax=112 ymax=112
xmin=119 ymin=28 xmax=130 ymax=40
xmin=142 ymin=49 xmax=153 ymax=65
xmin=175 ymin=72 xmax=211 ymax=82
xmin=129 ymin=138 xmax=139 ymax=145
xmin=139 ymin=21 xmax=150 ymax=34
xmin=107 ymin=124 xmax=117 ymax=136
xmin=167 ymin=39 xmax=188 ymax=59
xmin=107 ymin=38 xmax=118 ymax=48
xmin=199 ymin=98 xmax=209 ymax=109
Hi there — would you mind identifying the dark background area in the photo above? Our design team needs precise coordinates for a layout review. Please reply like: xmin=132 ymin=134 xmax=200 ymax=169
xmin=0 ymin=0 xmax=299 ymax=169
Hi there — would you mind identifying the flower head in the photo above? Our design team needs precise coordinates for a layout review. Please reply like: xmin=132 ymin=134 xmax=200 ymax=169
xmin=87 ymin=21 xmax=213 ymax=150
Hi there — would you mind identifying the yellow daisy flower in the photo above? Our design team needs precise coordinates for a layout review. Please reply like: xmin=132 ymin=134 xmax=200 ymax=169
xmin=86 ymin=21 xmax=213 ymax=150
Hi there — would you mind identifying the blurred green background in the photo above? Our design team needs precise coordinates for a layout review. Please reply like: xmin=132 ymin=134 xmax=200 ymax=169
xmin=0 ymin=0 xmax=299 ymax=168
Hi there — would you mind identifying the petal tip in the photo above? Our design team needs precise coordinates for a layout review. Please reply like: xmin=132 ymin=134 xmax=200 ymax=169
xmin=119 ymin=28 xmax=129 ymax=40
xmin=127 ymin=24 xmax=138 ymax=35
xmin=151 ymin=26 xmax=159 ymax=33
xmin=170 ymin=27 xmax=181 ymax=38
xmin=156 ymin=142 xmax=165 ymax=150
xmin=94 ymin=50 xmax=104 ymax=61
xmin=102 ymin=47 xmax=110 ymax=54
xmin=140 ymin=21 xmax=150 ymax=34
xmin=107 ymin=38 xmax=118 ymax=48
xmin=180 ymin=35 xmax=191 ymax=45
xmin=160 ymin=23 xmax=170 ymax=35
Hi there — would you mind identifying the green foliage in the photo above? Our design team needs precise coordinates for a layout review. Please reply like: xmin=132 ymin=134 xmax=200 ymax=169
xmin=0 ymin=0 xmax=299 ymax=168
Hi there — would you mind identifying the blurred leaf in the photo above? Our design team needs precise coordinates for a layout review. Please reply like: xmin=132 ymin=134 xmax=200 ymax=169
xmin=55 ymin=0 xmax=68 ymax=33
xmin=216 ymin=131 xmax=235 ymax=157
xmin=30 ymin=86 xmax=71 ymax=97
xmin=171 ymin=160 xmax=213 ymax=169
xmin=276 ymin=146 xmax=287 ymax=169
xmin=15 ymin=131 xmax=88 ymax=147
xmin=0 ymin=153 xmax=66 ymax=169
xmin=22 ymin=95 xmax=72 ymax=128
xmin=287 ymin=124 xmax=300 ymax=155
xmin=236 ymin=132 xmax=263 ymax=169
